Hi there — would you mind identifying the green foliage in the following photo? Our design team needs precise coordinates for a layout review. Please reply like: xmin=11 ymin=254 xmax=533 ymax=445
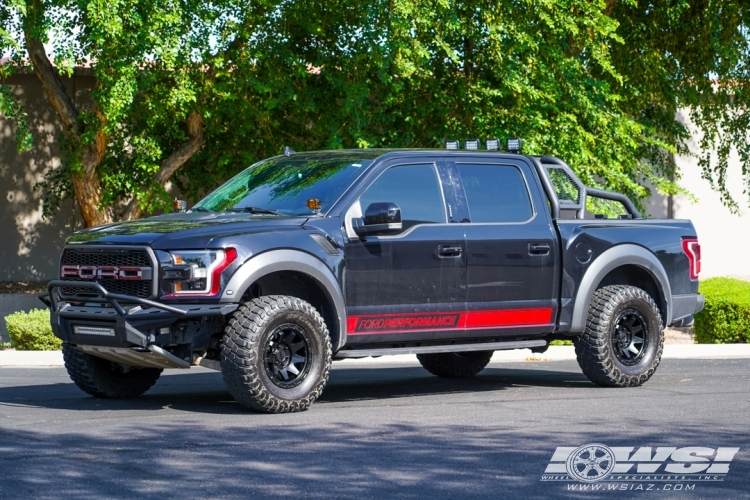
xmin=694 ymin=278 xmax=750 ymax=344
xmin=550 ymin=340 xmax=573 ymax=346
xmin=0 ymin=82 xmax=33 ymax=153
xmin=1 ymin=1 xmax=750 ymax=218
xmin=4 ymin=308 xmax=61 ymax=351
xmin=0 ymin=342 xmax=12 ymax=349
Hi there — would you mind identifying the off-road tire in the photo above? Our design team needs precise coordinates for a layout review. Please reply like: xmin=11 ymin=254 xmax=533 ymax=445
xmin=62 ymin=344 xmax=163 ymax=398
xmin=574 ymin=285 xmax=664 ymax=387
xmin=221 ymin=295 xmax=332 ymax=413
xmin=417 ymin=351 xmax=494 ymax=378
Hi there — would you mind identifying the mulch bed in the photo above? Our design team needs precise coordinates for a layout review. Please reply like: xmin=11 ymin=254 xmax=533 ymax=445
xmin=0 ymin=281 xmax=50 ymax=294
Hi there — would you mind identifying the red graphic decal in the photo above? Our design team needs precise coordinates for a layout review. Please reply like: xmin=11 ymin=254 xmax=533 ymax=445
xmin=351 ymin=313 xmax=460 ymax=334
xmin=347 ymin=307 xmax=553 ymax=335
xmin=460 ymin=308 xmax=553 ymax=330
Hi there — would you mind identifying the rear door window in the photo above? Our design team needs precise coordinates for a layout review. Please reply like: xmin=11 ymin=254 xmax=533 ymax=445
xmin=457 ymin=164 xmax=533 ymax=223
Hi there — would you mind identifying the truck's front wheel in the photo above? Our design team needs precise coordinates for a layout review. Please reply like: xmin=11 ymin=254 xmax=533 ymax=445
xmin=575 ymin=285 xmax=664 ymax=387
xmin=62 ymin=344 xmax=163 ymax=398
xmin=221 ymin=296 xmax=332 ymax=413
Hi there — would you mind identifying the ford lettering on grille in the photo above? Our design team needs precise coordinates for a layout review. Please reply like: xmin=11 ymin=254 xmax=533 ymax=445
xmin=61 ymin=265 xmax=152 ymax=281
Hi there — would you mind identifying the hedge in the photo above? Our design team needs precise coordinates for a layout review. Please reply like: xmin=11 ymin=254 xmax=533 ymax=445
xmin=4 ymin=308 xmax=61 ymax=351
xmin=694 ymin=278 xmax=750 ymax=344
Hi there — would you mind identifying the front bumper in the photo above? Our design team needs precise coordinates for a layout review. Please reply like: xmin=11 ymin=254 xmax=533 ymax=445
xmin=43 ymin=280 xmax=237 ymax=351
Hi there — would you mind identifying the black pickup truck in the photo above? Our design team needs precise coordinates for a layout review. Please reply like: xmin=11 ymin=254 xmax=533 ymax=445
xmin=44 ymin=142 xmax=704 ymax=413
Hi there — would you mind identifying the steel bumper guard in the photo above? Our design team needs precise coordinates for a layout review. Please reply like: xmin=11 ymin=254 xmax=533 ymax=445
xmin=42 ymin=281 xmax=237 ymax=368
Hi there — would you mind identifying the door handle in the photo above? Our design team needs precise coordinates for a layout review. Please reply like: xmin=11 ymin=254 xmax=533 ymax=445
xmin=438 ymin=244 xmax=463 ymax=258
xmin=528 ymin=243 xmax=551 ymax=255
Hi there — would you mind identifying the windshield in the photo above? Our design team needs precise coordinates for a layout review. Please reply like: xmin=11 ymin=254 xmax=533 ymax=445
xmin=193 ymin=155 xmax=374 ymax=216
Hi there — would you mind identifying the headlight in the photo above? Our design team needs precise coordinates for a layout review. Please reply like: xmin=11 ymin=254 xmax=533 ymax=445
xmin=163 ymin=248 xmax=237 ymax=296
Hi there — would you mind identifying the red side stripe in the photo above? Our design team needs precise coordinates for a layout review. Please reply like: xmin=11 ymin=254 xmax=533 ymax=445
xmin=347 ymin=307 xmax=553 ymax=335
xmin=459 ymin=308 xmax=553 ymax=329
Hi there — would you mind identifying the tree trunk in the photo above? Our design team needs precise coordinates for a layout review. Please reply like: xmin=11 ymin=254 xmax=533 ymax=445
xmin=24 ymin=4 xmax=112 ymax=228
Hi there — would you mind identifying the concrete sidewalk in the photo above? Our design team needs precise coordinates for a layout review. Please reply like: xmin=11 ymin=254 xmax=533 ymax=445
xmin=1 ymin=344 xmax=750 ymax=367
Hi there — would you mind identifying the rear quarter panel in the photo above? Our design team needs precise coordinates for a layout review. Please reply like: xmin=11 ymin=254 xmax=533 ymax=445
xmin=556 ymin=219 xmax=699 ymax=331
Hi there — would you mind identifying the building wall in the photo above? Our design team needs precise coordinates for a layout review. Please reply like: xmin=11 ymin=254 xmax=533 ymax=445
xmin=646 ymin=110 xmax=750 ymax=281
xmin=1 ymin=72 xmax=87 ymax=281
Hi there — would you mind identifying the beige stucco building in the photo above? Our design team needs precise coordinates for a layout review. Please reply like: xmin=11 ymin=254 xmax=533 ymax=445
xmin=646 ymin=111 xmax=750 ymax=281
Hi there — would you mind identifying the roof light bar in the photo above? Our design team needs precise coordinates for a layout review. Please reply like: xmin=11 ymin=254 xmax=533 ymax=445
xmin=506 ymin=137 xmax=523 ymax=153
xmin=485 ymin=138 xmax=500 ymax=151
xmin=444 ymin=140 xmax=460 ymax=150
xmin=464 ymin=139 xmax=480 ymax=151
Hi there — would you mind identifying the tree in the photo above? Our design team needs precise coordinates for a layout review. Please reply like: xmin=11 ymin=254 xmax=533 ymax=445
xmin=1 ymin=0 xmax=749 ymax=226
xmin=2 ymin=0 xmax=211 ymax=226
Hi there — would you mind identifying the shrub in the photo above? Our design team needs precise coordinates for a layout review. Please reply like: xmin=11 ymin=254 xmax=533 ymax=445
xmin=694 ymin=278 xmax=750 ymax=344
xmin=4 ymin=308 xmax=61 ymax=351
xmin=550 ymin=340 xmax=573 ymax=346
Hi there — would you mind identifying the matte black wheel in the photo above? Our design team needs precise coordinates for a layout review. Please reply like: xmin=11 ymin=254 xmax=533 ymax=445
xmin=62 ymin=344 xmax=162 ymax=398
xmin=574 ymin=285 xmax=663 ymax=387
xmin=221 ymin=295 xmax=332 ymax=413
xmin=417 ymin=351 xmax=493 ymax=378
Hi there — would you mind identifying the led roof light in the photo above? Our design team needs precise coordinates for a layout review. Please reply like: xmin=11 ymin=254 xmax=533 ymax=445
xmin=444 ymin=139 xmax=460 ymax=150
xmin=464 ymin=139 xmax=480 ymax=151
xmin=485 ymin=138 xmax=500 ymax=151
xmin=506 ymin=137 xmax=523 ymax=153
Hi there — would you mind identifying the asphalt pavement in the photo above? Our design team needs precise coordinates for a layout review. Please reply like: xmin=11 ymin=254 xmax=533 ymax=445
xmin=0 ymin=357 xmax=748 ymax=499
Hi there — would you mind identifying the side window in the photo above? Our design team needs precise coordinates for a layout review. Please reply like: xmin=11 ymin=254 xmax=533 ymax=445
xmin=457 ymin=164 xmax=533 ymax=223
xmin=359 ymin=164 xmax=446 ymax=231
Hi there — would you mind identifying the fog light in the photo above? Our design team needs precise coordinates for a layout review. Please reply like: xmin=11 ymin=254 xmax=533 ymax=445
xmin=464 ymin=138 xmax=480 ymax=150
xmin=486 ymin=138 xmax=500 ymax=151
xmin=506 ymin=137 xmax=523 ymax=153
xmin=74 ymin=325 xmax=115 ymax=336
xmin=444 ymin=139 xmax=460 ymax=150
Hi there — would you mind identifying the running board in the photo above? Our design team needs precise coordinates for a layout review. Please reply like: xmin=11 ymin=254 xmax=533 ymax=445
xmin=334 ymin=339 xmax=547 ymax=358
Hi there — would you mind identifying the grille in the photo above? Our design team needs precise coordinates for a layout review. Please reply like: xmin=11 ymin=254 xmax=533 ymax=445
xmin=60 ymin=248 xmax=154 ymax=299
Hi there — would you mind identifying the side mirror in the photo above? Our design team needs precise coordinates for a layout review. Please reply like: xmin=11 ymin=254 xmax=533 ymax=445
xmin=353 ymin=202 xmax=402 ymax=236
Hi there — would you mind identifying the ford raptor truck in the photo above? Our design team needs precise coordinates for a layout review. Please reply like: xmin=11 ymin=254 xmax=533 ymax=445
xmin=42 ymin=140 xmax=704 ymax=413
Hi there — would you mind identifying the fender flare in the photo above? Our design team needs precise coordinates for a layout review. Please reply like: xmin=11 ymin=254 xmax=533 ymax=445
xmin=220 ymin=249 xmax=347 ymax=351
xmin=570 ymin=244 xmax=672 ymax=332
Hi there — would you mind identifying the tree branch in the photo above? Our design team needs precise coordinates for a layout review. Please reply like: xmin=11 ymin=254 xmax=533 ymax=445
xmin=23 ymin=32 xmax=79 ymax=135
xmin=121 ymin=111 xmax=205 ymax=220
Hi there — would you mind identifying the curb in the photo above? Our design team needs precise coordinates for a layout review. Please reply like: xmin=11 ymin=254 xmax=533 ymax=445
xmin=1 ymin=344 xmax=750 ymax=367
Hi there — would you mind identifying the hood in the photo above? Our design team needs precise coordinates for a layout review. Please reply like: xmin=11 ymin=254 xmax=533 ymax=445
xmin=66 ymin=212 xmax=309 ymax=249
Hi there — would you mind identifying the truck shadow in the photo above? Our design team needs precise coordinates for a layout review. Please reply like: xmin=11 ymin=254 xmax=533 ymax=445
xmin=0 ymin=364 xmax=592 ymax=415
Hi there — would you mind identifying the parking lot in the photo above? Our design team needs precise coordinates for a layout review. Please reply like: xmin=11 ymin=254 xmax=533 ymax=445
xmin=0 ymin=357 xmax=748 ymax=499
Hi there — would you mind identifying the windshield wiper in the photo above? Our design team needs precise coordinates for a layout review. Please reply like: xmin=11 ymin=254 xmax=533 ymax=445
xmin=190 ymin=206 xmax=212 ymax=213
xmin=231 ymin=206 xmax=283 ymax=215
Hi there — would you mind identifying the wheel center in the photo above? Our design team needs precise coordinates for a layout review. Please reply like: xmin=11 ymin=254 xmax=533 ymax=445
xmin=273 ymin=345 xmax=291 ymax=366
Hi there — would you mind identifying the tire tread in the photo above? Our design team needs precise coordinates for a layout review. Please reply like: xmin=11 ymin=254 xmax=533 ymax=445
xmin=221 ymin=295 xmax=332 ymax=413
xmin=574 ymin=285 xmax=664 ymax=387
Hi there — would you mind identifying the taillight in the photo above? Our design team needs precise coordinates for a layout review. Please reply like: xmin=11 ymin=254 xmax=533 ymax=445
xmin=681 ymin=238 xmax=701 ymax=281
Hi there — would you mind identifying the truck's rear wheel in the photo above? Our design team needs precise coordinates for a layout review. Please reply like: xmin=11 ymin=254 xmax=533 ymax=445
xmin=62 ymin=344 xmax=162 ymax=398
xmin=417 ymin=351 xmax=493 ymax=378
xmin=575 ymin=285 xmax=663 ymax=387
xmin=221 ymin=296 xmax=332 ymax=413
